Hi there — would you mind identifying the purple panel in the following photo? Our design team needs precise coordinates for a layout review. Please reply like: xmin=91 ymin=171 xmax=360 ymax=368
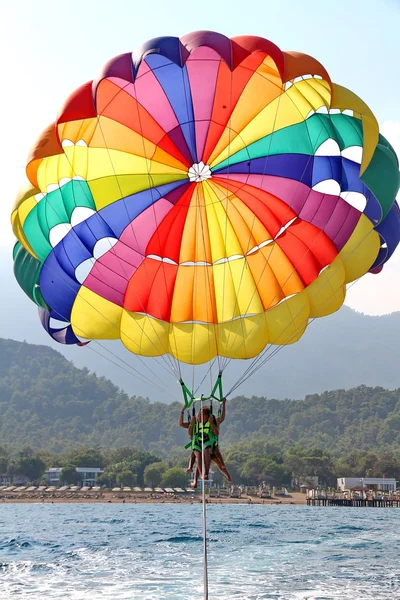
xmin=181 ymin=31 xmax=233 ymax=69
xmin=38 ymin=307 xmax=84 ymax=345
xmin=132 ymin=36 xmax=189 ymax=77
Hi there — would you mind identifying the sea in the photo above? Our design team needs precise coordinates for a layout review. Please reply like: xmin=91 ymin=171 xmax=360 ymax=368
xmin=0 ymin=503 xmax=399 ymax=599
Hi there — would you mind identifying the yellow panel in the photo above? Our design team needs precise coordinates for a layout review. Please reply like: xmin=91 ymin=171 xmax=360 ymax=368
xmin=217 ymin=314 xmax=268 ymax=359
xmin=169 ymin=322 xmax=218 ymax=364
xmin=267 ymin=244 xmax=305 ymax=297
xmin=35 ymin=146 xmax=187 ymax=191
xmin=265 ymin=291 xmax=310 ymax=346
xmin=179 ymin=185 xmax=212 ymax=264
xmin=203 ymin=182 xmax=244 ymax=261
xmin=57 ymin=118 xmax=98 ymax=146
xmin=246 ymin=251 xmax=285 ymax=310
xmin=121 ymin=311 xmax=168 ymax=356
xmin=306 ymin=256 xmax=346 ymax=317
xmin=339 ymin=214 xmax=380 ymax=282
xmin=213 ymin=262 xmax=238 ymax=322
xmin=70 ymin=287 xmax=122 ymax=339
xmin=192 ymin=266 xmax=217 ymax=323
xmin=88 ymin=173 xmax=184 ymax=210
xmin=331 ymin=83 xmax=379 ymax=175
xmin=208 ymin=181 xmax=260 ymax=253
xmin=170 ymin=266 xmax=195 ymax=322
xmin=209 ymin=78 xmax=331 ymax=168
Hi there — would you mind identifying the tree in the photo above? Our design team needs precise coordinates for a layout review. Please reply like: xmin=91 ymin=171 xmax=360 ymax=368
xmin=160 ymin=467 xmax=189 ymax=488
xmin=144 ymin=462 xmax=167 ymax=487
xmin=13 ymin=447 xmax=46 ymax=482
xmin=61 ymin=465 xmax=82 ymax=485
xmin=62 ymin=446 xmax=105 ymax=468
xmin=116 ymin=470 xmax=137 ymax=487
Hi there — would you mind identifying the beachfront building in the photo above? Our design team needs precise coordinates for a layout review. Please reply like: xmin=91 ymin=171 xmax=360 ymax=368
xmin=337 ymin=477 xmax=396 ymax=492
xmin=44 ymin=467 xmax=104 ymax=487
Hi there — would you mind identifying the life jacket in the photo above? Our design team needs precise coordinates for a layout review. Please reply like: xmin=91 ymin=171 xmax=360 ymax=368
xmin=190 ymin=420 xmax=216 ymax=452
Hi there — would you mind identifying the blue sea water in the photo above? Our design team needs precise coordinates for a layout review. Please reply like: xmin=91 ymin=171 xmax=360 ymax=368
xmin=0 ymin=503 xmax=399 ymax=599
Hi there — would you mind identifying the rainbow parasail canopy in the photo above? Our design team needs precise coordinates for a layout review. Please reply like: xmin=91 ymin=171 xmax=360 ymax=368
xmin=11 ymin=31 xmax=400 ymax=366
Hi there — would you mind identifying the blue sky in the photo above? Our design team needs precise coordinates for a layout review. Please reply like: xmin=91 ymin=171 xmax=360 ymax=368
xmin=0 ymin=0 xmax=399 ymax=314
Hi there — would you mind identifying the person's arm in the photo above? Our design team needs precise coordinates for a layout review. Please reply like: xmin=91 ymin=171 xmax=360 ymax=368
xmin=217 ymin=397 xmax=227 ymax=425
xmin=178 ymin=408 xmax=189 ymax=429
xmin=209 ymin=416 xmax=218 ymax=437
xmin=188 ymin=416 xmax=196 ymax=438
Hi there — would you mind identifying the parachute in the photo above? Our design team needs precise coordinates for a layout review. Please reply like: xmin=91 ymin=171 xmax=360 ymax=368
xmin=11 ymin=31 xmax=400 ymax=397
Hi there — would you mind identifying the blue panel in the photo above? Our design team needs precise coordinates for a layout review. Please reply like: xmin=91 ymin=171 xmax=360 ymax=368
xmin=99 ymin=180 xmax=188 ymax=237
xmin=371 ymin=202 xmax=400 ymax=270
xmin=214 ymin=154 xmax=314 ymax=187
xmin=39 ymin=252 xmax=80 ymax=321
xmin=145 ymin=55 xmax=197 ymax=162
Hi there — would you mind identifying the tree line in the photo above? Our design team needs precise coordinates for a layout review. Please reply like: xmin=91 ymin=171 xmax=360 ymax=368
xmin=1 ymin=443 xmax=399 ymax=489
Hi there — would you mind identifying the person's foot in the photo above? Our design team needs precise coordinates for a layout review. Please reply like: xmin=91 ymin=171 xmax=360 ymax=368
xmin=227 ymin=477 xmax=233 ymax=483
xmin=203 ymin=475 xmax=209 ymax=480
xmin=186 ymin=468 xmax=193 ymax=473
xmin=191 ymin=481 xmax=198 ymax=488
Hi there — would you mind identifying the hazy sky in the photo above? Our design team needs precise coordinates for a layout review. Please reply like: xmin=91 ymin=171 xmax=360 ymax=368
xmin=1 ymin=0 xmax=399 ymax=315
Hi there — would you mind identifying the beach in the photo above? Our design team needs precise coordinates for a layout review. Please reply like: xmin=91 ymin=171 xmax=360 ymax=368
xmin=0 ymin=490 xmax=307 ymax=505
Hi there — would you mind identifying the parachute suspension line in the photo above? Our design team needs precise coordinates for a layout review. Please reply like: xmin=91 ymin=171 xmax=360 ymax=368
xmin=36 ymin=262 xmax=177 ymax=398
xmin=95 ymin=116 xmax=182 ymax=380
xmin=34 ymin=179 xmax=177 ymax=388
xmin=227 ymin=220 xmax=376 ymax=395
xmin=220 ymin=102 xmax=343 ymax=373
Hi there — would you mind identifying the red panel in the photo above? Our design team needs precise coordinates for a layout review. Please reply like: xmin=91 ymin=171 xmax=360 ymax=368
xmin=125 ymin=258 xmax=178 ymax=321
xmin=57 ymin=81 xmax=96 ymax=124
xmin=213 ymin=176 xmax=296 ymax=236
xmin=124 ymin=258 xmax=160 ymax=313
xmin=287 ymin=221 xmax=337 ymax=268
xmin=146 ymin=186 xmax=194 ymax=262
xmin=146 ymin=261 xmax=178 ymax=321
xmin=276 ymin=231 xmax=321 ymax=286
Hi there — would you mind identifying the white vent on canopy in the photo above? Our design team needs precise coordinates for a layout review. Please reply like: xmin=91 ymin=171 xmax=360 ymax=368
xmin=188 ymin=162 xmax=212 ymax=183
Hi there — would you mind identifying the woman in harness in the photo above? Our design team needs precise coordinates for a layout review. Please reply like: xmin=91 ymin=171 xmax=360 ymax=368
xmin=189 ymin=406 xmax=218 ymax=489
xmin=179 ymin=399 xmax=232 ymax=485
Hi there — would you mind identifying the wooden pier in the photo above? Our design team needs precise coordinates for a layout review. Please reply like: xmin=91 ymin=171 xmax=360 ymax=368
xmin=307 ymin=497 xmax=400 ymax=508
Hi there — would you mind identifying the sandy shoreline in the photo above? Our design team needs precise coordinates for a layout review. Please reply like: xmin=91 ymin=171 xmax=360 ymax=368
xmin=0 ymin=491 xmax=307 ymax=505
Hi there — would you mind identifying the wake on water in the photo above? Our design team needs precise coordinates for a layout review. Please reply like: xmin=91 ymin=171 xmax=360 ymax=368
xmin=0 ymin=504 xmax=399 ymax=599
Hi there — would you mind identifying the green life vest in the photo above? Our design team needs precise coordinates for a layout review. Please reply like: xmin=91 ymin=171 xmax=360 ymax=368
xmin=190 ymin=420 xmax=216 ymax=452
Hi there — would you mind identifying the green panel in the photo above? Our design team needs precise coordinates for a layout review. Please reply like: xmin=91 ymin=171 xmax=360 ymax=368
xmin=212 ymin=114 xmax=364 ymax=172
xmin=13 ymin=242 xmax=49 ymax=309
xmin=22 ymin=180 xmax=96 ymax=262
xmin=23 ymin=205 xmax=53 ymax=262
xmin=361 ymin=142 xmax=400 ymax=220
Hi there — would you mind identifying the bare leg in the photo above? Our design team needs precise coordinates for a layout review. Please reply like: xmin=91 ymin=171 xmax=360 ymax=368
xmin=186 ymin=452 xmax=195 ymax=473
xmin=203 ymin=447 xmax=211 ymax=480
xmin=211 ymin=447 xmax=233 ymax=483
xmin=191 ymin=450 xmax=202 ymax=488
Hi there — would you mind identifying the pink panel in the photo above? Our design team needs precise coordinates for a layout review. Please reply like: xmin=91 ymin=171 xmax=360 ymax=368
xmin=186 ymin=48 xmax=221 ymax=160
xmin=121 ymin=64 xmax=179 ymax=134
xmin=119 ymin=198 xmax=173 ymax=255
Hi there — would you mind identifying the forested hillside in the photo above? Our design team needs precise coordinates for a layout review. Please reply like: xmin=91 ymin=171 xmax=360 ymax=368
xmin=1 ymin=338 xmax=400 ymax=458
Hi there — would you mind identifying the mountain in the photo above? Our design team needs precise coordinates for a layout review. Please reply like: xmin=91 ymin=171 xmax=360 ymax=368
xmin=1 ymin=249 xmax=400 ymax=401
xmin=1 ymin=337 xmax=400 ymax=457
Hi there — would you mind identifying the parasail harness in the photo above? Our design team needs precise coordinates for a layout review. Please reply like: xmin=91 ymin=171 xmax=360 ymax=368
xmin=180 ymin=371 xmax=224 ymax=450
